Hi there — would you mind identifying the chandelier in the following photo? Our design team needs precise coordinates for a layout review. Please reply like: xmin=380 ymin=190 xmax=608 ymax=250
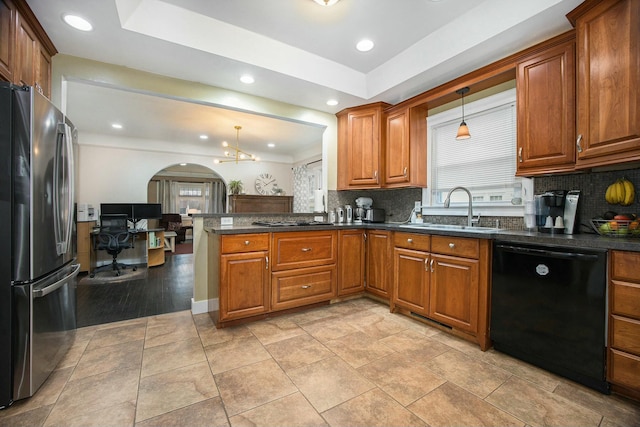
xmin=214 ymin=125 xmax=259 ymax=164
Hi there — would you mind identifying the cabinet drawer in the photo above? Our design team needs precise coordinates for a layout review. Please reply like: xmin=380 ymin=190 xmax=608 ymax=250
xmin=271 ymin=265 xmax=336 ymax=311
xmin=611 ymin=315 xmax=640 ymax=356
xmin=611 ymin=280 xmax=640 ymax=320
xmin=394 ymin=232 xmax=430 ymax=251
xmin=221 ymin=233 xmax=269 ymax=254
xmin=609 ymin=348 xmax=640 ymax=390
xmin=611 ymin=251 xmax=640 ymax=282
xmin=431 ymin=235 xmax=479 ymax=258
xmin=272 ymin=231 xmax=337 ymax=271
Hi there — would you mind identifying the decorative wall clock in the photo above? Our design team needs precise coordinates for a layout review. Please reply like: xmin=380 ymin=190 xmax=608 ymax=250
xmin=255 ymin=173 xmax=278 ymax=195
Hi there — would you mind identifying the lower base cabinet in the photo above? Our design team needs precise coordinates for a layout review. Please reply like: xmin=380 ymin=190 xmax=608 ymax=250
xmin=272 ymin=265 xmax=336 ymax=311
xmin=337 ymin=229 xmax=366 ymax=296
xmin=608 ymin=250 xmax=640 ymax=400
xmin=366 ymin=230 xmax=392 ymax=299
xmin=220 ymin=251 xmax=270 ymax=321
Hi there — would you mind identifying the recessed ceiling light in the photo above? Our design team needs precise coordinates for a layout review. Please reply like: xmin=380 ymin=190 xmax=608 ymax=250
xmin=356 ymin=39 xmax=374 ymax=52
xmin=267 ymin=143 xmax=276 ymax=148
xmin=326 ymin=99 xmax=339 ymax=106
xmin=313 ymin=0 xmax=340 ymax=5
xmin=111 ymin=123 xmax=123 ymax=129
xmin=240 ymin=74 xmax=255 ymax=84
xmin=199 ymin=134 xmax=208 ymax=140
xmin=62 ymin=14 xmax=93 ymax=31
xmin=179 ymin=163 xmax=187 ymax=166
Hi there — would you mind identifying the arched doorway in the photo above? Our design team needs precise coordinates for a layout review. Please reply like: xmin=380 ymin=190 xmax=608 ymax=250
xmin=147 ymin=163 xmax=227 ymax=215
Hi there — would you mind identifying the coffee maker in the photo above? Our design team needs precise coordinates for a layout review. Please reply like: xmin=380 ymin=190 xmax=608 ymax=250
xmin=534 ymin=190 xmax=580 ymax=234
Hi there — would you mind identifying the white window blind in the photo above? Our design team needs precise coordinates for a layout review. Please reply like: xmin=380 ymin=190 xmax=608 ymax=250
xmin=429 ymin=89 xmax=521 ymax=207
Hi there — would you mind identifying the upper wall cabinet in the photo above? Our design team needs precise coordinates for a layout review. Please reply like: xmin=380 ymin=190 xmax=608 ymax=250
xmin=516 ymin=34 xmax=576 ymax=176
xmin=384 ymin=105 xmax=428 ymax=188
xmin=568 ymin=0 xmax=640 ymax=168
xmin=0 ymin=0 xmax=56 ymax=98
xmin=337 ymin=102 xmax=389 ymax=189
xmin=337 ymin=102 xmax=427 ymax=190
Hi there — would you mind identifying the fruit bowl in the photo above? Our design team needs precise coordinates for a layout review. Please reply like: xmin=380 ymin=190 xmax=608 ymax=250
xmin=591 ymin=219 xmax=640 ymax=237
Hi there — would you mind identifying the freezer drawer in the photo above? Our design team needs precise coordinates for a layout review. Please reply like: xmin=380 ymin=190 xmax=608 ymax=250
xmin=12 ymin=263 xmax=79 ymax=400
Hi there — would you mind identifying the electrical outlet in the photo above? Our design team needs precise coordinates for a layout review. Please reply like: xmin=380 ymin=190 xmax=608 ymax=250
xmin=314 ymin=215 xmax=324 ymax=222
xmin=221 ymin=217 xmax=233 ymax=226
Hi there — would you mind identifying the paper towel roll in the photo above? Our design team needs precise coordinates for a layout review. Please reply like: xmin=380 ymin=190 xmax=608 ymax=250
xmin=313 ymin=190 xmax=324 ymax=213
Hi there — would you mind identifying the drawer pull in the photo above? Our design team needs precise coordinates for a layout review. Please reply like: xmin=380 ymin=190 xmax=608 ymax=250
xmin=244 ymin=240 xmax=250 ymax=245
xmin=449 ymin=243 xmax=455 ymax=249
xmin=301 ymin=285 xmax=311 ymax=289
xmin=407 ymin=238 xmax=413 ymax=243
xmin=301 ymin=248 xmax=312 ymax=252
xmin=265 ymin=256 xmax=269 ymax=270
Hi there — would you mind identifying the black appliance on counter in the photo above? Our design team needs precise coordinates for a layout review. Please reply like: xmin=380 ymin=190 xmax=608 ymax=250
xmin=491 ymin=241 xmax=609 ymax=393
xmin=1 ymin=83 xmax=80 ymax=409
xmin=534 ymin=190 xmax=581 ymax=234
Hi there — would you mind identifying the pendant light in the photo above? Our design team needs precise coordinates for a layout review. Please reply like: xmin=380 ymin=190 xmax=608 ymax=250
xmin=455 ymin=87 xmax=471 ymax=140
xmin=213 ymin=126 xmax=259 ymax=164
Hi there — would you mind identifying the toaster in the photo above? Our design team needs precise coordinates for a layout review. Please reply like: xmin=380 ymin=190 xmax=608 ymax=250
xmin=364 ymin=208 xmax=386 ymax=223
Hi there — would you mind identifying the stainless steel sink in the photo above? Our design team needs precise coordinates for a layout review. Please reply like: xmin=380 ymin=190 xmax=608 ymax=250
xmin=399 ymin=223 xmax=501 ymax=233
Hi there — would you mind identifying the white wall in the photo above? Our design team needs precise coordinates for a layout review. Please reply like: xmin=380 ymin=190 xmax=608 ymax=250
xmin=77 ymin=132 xmax=294 ymax=210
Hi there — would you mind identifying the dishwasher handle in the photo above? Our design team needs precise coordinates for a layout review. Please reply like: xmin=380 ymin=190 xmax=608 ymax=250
xmin=495 ymin=244 xmax=602 ymax=261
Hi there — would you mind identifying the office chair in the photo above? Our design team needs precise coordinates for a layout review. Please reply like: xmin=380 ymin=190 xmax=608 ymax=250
xmin=90 ymin=214 xmax=137 ymax=277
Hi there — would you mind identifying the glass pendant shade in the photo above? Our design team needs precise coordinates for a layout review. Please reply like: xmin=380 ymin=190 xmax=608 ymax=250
xmin=456 ymin=122 xmax=471 ymax=140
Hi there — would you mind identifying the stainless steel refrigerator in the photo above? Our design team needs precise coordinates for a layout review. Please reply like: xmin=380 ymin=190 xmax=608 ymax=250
xmin=0 ymin=83 xmax=80 ymax=409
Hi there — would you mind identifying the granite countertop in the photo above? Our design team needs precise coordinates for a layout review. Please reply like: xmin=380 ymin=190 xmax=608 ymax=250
xmin=204 ymin=222 xmax=640 ymax=252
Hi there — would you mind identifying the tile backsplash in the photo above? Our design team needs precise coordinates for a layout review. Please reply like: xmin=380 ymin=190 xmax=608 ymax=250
xmin=329 ymin=165 xmax=640 ymax=232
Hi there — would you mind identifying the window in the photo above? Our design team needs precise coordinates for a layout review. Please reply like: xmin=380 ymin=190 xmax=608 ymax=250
xmin=176 ymin=182 xmax=207 ymax=214
xmin=424 ymin=88 xmax=528 ymax=215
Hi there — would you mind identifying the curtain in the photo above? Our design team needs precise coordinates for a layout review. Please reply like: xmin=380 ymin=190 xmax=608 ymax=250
xmin=204 ymin=180 xmax=226 ymax=213
xmin=292 ymin=165 xmax=310 ymax=213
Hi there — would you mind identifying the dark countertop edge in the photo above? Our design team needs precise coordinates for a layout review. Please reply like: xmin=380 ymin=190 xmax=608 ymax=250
xmin=204 ymin=223 xmax=640 ymax=251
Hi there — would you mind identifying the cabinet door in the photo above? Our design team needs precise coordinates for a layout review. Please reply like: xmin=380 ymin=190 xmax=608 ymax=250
xmin=338 ymin=230 xmax=365 ymax=296
xmin=0 ymin=0 xmax=14 ymax=82
xmin=15 ymin=13 xmax=36 ymax=87
xmin=429 ymin=254 xmax=479 ymax=333
xmin=35 ymin=42 xmax=50 ymax=97
xmin=393 ymin=247 xmax=429 ymax=315
xmin=366 ymin=230 xmax=391 ymax=299
xmin=220 ymin=251 xmax=269 ymax=321
xmin=516 ymin=38 xmax=576 ymax=175
xmin=574 ymin=0 xmax=640 ymax=167
xmin=385 ymin=109 xmax=410 ymax=185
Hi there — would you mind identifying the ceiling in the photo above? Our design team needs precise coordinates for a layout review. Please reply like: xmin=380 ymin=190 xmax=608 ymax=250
xmin=27 ymin=0 xmax=583 ymax=161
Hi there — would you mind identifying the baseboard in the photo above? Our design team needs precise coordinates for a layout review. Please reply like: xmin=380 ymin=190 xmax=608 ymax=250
xmin=191 ymin=297 xmax=218 ymax=315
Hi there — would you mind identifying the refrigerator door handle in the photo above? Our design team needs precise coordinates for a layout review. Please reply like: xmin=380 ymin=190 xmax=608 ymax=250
xmin=53 ymin=123 xmax=75 ymax=256
xmin=33 ymin=264 xmax=80 ymax=298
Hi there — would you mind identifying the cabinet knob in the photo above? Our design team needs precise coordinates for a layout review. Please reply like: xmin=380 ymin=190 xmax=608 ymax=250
xmin=407 ymin=238 xmax=413 ymax=243
xmin=449 ymin=243 xmax=455 ymax=248
xmin=301 ymin=285 xmax=311 ymax=289
xmin=301 ymin=247 xmax=312 ymax=252
xmin=244 ymin=240 xmax=250 ymax=245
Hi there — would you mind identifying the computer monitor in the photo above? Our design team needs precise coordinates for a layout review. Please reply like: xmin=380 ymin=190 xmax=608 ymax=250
xmin=100 ymin=203 xmax=134 ymax=221
xmin=132 ymin=203 xmax=162 ymax=221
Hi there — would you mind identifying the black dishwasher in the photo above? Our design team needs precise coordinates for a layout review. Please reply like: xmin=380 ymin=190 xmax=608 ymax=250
xmin=491 ymin=242 xmax=609 ymax=393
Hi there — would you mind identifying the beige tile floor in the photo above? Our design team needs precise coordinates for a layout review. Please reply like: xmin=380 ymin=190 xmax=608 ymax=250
xmin=1 ymin=297 xmax=639 ymax=427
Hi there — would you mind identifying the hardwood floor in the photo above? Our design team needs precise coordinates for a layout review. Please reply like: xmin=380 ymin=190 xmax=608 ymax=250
xmin=77 ymin=253 xmax=193 ymax=328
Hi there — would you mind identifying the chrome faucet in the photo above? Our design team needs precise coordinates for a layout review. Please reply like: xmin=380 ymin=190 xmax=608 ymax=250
xmin=444 ymin=186 xmax=478 ymax=227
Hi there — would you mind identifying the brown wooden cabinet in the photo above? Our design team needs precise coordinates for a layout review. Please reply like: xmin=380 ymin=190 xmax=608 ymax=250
xmin=270 ymin=230 xmax=337 ymax=311
xmin=337 ymin=102 xmax=389 ymax=189
xmin=568 ymin=0 xmax=640 ymax=168
xmin=392 ymin=232 xmax=491 ymax=350
xmin=337 ymin=229 xmax=365 ymax=296
xmin=392 ymin=232 xmax=431 ymax=315
xmin=384 ymin=105 xmax=427 ymax=187
xmin=77 ymin=221 xmax=96 ymax=273
xmin=229 ymin=195 xmax=293 ymax=213
xmin=365 ymin=229 xmax=391 ymax=299
xmin=0 ymin=0 xmax=15 ymax=82
xmin=218 ymin=233 xmax=270 ymax=321
xmin=516 ymin=34 xmax=576 ymax=176
xmin=608 ymin=250 xmax=640 ymax=400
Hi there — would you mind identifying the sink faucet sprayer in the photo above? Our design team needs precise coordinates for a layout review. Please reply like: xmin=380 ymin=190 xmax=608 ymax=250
xmin=444 ymin=186 xmax=480 ymax=227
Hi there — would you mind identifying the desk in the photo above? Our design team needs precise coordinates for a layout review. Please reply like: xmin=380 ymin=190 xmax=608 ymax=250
xmin=90 ymin=228 xmax=166 ymax=269
xmin=164 ymin=231 xmax=177 ymax=252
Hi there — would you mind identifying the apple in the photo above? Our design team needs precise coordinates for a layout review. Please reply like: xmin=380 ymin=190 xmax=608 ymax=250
xmin=599 ymin=222 xmax=612 ymax=234
xmin=614 ymin=214 xmax=633 ymax=221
